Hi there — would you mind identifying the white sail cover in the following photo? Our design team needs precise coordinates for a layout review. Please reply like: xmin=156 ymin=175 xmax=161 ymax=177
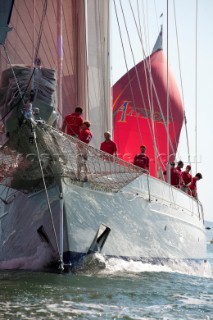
xmin=86 ymin=0 xmax=111 ymax=148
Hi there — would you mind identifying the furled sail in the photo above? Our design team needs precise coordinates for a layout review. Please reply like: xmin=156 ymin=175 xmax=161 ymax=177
xmin=113 ymin=29 xmax=184 ymax=177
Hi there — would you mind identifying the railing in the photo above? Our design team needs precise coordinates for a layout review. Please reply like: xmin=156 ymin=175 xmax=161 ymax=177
xmin=0 ymin=123 xmax=145 ymax=192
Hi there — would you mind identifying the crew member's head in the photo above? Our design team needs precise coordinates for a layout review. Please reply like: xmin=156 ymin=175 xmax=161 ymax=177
xmin=195 ymin=173 xmax=203 ymax=180
xmin=75 ymin=107 xmax=83 ymax=114
xmin=104 ymin=131 xmax=111 ymax=141
xmin=140 ymin=145 xmax=146 ymax=153
xmin=82 ymin=120 xmax=91 ymax=128
xmin=177 ymin=160 xmax=184 ymax=168
xmin=186 ymin=165 xmax=191 ymax=172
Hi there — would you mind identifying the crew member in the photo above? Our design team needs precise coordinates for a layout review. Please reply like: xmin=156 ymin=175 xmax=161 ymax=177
xmin=176 ymin=160 xmax=184 ymax=187
xmin=163 ymin=162 xmax=180 ymax=187
xmin=133 ymin=145 xmax=149 ymax=171
xmin=181 ymin=165 xmax=192 ymax=192
xmin=188 ymin=173 xmax=203 ymax=198
xmin=77 ymin=121 xmax=92 ymax=181
xmin=62 ymin=107 xmax=83 ymax=137
xmin=79 ymin=121 xmax=92 ymax=144
xmin=100 ymin=131 xmax=117 ymax=156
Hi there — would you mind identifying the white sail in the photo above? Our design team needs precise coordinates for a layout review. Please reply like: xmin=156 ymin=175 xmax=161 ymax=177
xmin=86 ymin=0 xmax=111 ymax=148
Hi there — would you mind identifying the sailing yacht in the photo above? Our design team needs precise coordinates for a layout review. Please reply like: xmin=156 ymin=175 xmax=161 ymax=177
xmin=0 ymin=0 xmax=207 ymax=272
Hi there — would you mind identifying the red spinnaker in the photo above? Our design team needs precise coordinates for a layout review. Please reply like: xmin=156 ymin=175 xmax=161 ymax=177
xmin=113 ymin=49 xmax=184 ymax=177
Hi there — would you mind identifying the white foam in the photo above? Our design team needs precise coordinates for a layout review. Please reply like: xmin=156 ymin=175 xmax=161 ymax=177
xmin=78 ymin=253 xmax=212 ymax=278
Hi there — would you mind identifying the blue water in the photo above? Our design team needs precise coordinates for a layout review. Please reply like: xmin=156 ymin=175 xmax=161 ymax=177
xmin=0 ymin=225 xmax=213 ymax=319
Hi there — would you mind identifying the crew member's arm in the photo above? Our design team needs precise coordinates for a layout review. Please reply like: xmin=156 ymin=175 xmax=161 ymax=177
xmin=61 ymin=118 xmax=67 ymax=133
xmin=114 ymin=142 xmax=118 ymax=157
xmin=146 ymin=157 xmax=150 ymax=171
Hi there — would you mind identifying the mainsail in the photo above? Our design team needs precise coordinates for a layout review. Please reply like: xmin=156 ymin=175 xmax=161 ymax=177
xmin=113 ymin=29 xmax=184 ymax=177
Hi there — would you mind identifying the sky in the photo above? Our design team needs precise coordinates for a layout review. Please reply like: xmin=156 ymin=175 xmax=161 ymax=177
xmin=111 ymin=0 xmax=213 ymax=221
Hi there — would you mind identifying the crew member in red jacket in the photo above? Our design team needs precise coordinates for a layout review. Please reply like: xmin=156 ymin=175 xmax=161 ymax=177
xmin=181 ymin=165 xmax=192 ymax=192
xmin=100 ymin=131 xmax=117 ymax=156
xmin=163 ymin=162 xmax=180 ymax=187
xmin=175 ymin=160 xmax=184 ymax=187
xmin=188 ymin=172 xmax=203 ymax=198
xmin=62 ymin=107 xmax=83 ymax=137
xmin=79 ymin=121 xmax=92 ymax=144
xmin=133 ymin=145 xmax=149 ymax=171
xmin=77 ymin=121 xmax=92 ymax=181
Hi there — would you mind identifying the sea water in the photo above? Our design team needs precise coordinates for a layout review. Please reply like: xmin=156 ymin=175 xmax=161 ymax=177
xmin=0 ymin=225 xmax=213 ymax=319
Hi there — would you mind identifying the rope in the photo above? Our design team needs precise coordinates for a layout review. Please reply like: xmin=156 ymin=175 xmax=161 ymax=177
xmin=0 ymin=45 xmax=38 ymax=124
xmin=2 ymin=44 xmax=22 ymax=98
xmin=195 ymin=0 xmax=198 ymax=173
xmin=0 ymin=65 xmax=35 ymax=122
xmin=128 ymin=0 xmax=160 ymax=169
xmin=33 ymin=126 xmax=61 ymax=261
xmin=113 ymin=0 xmax=143 ymax=144
xmin=115 ymin=1 xmax=176 ymax=167
xmin=34 ymin=0 xmax=47 ymax=63
xmin=119 ymin=0 xmax=154 ymax=142
xmin=172 ymin=1 xmax=190 ymax=161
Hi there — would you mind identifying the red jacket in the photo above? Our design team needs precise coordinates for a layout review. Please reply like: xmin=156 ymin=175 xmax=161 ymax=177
xmin=133 ymin=153 xmax=149 ymax=170
xmin=79 ymin=128 xmax=92 ymax=144
xmin=100 ymin=140 xmax=117 ymax=155
xmin=182 ymin=171 xmax=192 ymax=186
xmin=163 ymin=168 xmax=180 ymax=187
xmin=189 ymin=177 xmax=197 ymax=197
xmin=63 ymin=112 xmax=83 ymax=136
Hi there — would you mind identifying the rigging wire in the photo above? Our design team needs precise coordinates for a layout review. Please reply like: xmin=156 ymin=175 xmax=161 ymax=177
xmin=61 ymin=4 xmax=76 ymax=94
xmin=173 ymin=0 xmax=191 ymax=165
xmin=128 ymin=0 xmax=176 ymax=160
xmin=126 ymin=1 xmax=176 ymax=166
xmin=22 ymin=0 xmax=54 ymax=68
xmin=45 ymin=0 xmax=75 ymax=101
xmin=0 ymin=0 xmax=48 ymax=122
xmin=2 ymin=44 xmax=22 ymax=98
xmin=118 ymin=0 xmax=156 ymax=146
xmin=165 ymin=0 xmax=171 ymax=183
xmin=0 ymin=60 xmax=35 ymax=122
xmin=34 ymin=0 xmax=47 ymax=63
xmin=113 ymin=0 xmax=143 ymax=145
xmin=154 ymin=0 xmax=160 ymax=33
xmin=57 ymin=0 xmax=63 ymax=128
xmin=113 ymin=0 xmax=177 ymax=173
xmin=128 ymin=0 xmax=160 ymax=173
xmin=144 ymin=0 xmax=151 ymax=56
xmin=136 ymin=0 xmax=143 ymax=41
xmin=33 ymin=126 xmax=61 ymax=261
xmin=166 ymin=0 xmax=169 ymax=167
xmin=195 ymin=0 xmax=198 ymax=172
xmin=96 ymin=1 xmax=108 ymax=132
xmin=0 ymin=45 xmax=36 ymax=123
